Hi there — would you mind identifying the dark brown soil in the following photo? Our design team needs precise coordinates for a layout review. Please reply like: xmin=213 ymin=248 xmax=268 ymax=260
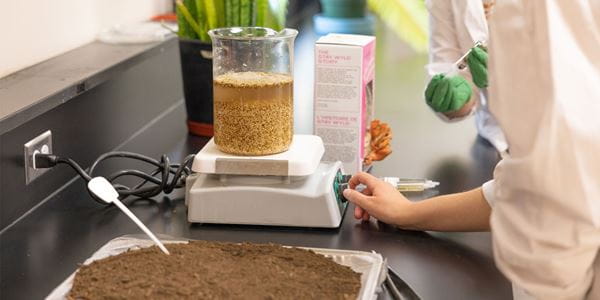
xmin=68 ymin=241 xmax=361 ymax=300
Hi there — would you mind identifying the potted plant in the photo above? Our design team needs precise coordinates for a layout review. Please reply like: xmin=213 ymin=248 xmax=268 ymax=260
xmin=176 ymin=0 xmax=288 ymax=137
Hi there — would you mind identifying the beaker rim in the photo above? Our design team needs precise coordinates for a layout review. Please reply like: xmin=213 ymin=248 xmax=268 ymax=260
xmin=208 ymin=27 xmax=298 ymax=41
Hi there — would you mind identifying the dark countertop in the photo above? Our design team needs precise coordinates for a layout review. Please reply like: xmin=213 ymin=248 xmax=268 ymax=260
xmin=0 ymin=16 xmax=511 ymax=300
xmin=0 ymin=103 xmax=510 ymax=300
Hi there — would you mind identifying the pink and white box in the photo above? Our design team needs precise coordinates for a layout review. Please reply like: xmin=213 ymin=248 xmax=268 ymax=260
xmin=314 ymin=34 xmax=376 ymax=174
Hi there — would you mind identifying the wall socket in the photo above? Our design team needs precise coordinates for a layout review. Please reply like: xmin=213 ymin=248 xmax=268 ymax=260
xmin=24 ymin=130 xmax=53 ymax=184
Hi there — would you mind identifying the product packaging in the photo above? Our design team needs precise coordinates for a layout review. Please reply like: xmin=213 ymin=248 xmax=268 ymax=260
xmin=314 ymin=34 xmax=376 ymax=174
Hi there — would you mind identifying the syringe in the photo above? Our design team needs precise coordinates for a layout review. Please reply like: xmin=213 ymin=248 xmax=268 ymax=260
xmin=339 ymin=176 xmax=439 ymax=193
xmin=444 ymin=40 xmax=486 ymax=75
xmin=380 ymin=177 xmax=439 ymax=192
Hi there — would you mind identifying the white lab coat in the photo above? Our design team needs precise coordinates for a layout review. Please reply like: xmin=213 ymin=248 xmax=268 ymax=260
xmin=426 ymin=0 xmax=508 ymax=153
xmin=481 ymin=0 xmax=600 ymax=299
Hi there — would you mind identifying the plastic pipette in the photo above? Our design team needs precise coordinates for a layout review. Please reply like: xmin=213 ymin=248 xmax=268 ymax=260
xmin=87 ymin=177 xmax=170 ymax=255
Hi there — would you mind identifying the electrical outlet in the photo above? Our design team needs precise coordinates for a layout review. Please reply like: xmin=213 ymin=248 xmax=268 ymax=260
xmin=24 ymin=130 xmax=53 ymax=184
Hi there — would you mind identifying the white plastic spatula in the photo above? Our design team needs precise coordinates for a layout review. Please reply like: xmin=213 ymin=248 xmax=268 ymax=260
xmin=87 ymin=177 xmax=170 ymax=255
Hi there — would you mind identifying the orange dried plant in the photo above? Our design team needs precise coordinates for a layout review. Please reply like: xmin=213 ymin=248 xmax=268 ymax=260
xmin=364 ymin=120 xmax=392 ymax=165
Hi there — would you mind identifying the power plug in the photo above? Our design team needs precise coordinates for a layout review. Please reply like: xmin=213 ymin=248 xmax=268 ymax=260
xmin=24 ymin=130 xmax=53 ymax=184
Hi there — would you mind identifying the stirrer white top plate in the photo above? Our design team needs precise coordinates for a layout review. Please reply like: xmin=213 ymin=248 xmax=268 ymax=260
xmin=191 ymin=134 xmax=325 ymax=176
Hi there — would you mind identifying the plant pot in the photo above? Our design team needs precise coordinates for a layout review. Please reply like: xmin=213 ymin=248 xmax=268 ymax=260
xmin=320 ymin=0 xmax=367 ymax=18
xmin=179 ymin=38 xmax=214 ymax=137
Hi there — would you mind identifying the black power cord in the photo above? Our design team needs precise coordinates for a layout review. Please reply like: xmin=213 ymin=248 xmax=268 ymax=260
xmin=34 ymin=152 xmax=195 ymax=205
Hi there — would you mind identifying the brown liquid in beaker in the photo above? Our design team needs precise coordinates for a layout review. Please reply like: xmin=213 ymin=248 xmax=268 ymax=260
xmin=213 ymin=72 xmax=293 ymax=155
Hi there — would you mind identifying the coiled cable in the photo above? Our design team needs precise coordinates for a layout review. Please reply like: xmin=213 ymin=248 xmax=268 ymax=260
xmin=34 ymin=151 xmax=196 ymax=205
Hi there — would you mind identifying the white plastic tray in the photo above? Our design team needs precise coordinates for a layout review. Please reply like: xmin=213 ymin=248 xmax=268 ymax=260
xmin=47 ymin=235 xmax=386 ymax=300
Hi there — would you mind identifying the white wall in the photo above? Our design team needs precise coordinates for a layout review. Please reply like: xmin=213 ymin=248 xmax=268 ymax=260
xmin=0 ymin=0 xmax=172 ymax=78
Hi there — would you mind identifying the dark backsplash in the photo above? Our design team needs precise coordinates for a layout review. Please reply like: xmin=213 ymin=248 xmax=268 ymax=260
xmin=0 ymin=39 xmax=183 ymax=230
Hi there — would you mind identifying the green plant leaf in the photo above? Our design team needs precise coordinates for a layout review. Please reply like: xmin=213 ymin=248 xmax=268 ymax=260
xmin=368 ymin=0 xmax=428 ymax=52
xmin=240 ymin=0 xmax=251 ymax=26
xmin=184 ymin=0 xmax=198 ymax=20
xmin=179 ymin=0 xmax=288 ymax=35
xmin=193 ymin=0 xmax=210 ymax=41
xmin=255 ymin=0 xmax=268 ymax=27
xmin=176 ymin=0 xmax=204 ymax=39
xmin=176 ymin=1 xmax=197 ymax=39
xmin=214 ymin=0 xmax=225 ymax=27
xmin=204 ymin=0 xmax=218 ymax=30
xmin=249 ymin=0 xmax=256 ymax=25
xmin=176 ymin=0 xmax=199 ymax=39
xmin=225 ymin=0 xmax=232 ymax=26
xmin=231 ymin=0 xmax=240 ymax=25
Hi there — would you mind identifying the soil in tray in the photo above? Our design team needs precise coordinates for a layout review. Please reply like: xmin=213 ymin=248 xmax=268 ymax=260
xmin=68 ymin=241 xmax=362 ymax=300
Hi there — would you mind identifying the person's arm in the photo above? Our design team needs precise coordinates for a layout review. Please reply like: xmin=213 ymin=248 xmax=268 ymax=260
xmin=343 ymin=172 xmax=491 ymax=232
xmin=408 ymin=188 xmax=491 ymax=231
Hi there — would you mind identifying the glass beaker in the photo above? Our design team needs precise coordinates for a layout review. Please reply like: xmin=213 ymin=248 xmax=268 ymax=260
xmin=208 ymin=27 xmax=298 ymax=156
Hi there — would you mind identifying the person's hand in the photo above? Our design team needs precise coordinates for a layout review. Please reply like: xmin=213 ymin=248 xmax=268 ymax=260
xmin=425 ymin=74 xmax=472 ymax=113
xmin=342 ymin=172 xmax=415 ymax=226
xmin=466 ymin=45 xmax=488 ymax=88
